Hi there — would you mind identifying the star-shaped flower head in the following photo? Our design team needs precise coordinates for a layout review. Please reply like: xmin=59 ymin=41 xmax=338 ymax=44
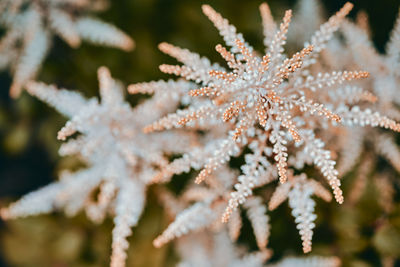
xmin=0 ymin=67 xmax=194 ymax=267
xmin=143 ymin=2 xmax=400 ymax=222
xmin=0 ymin=0 xmax=134 ymax=97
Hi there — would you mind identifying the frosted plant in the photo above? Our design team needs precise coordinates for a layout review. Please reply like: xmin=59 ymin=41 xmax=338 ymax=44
xmin=0 ymin=67 xmax=194 ymax=267
xmin=0 ymin=0 xmax=134 ymax=97
xmin=138 ymin=2 xmax=400 ymax=253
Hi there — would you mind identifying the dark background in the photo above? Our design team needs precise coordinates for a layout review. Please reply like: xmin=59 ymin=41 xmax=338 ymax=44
xmin=1 ymin=0 xmax=400 ymax=266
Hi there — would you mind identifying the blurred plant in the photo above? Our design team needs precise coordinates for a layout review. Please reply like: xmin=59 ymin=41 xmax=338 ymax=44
xmin=286 ymin=5 xmax=400 ymax=264
xmin=0 ymin=66 xmax=195 ymax=267
xmin=0 ymin=0 xmax=134 ymax=97
xmin=333 ymin=9 xmax=400 ymax=203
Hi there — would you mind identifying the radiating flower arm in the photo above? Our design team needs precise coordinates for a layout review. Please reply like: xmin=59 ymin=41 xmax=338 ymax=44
xmin=153 ymin=202 xmax=216 ymax=248
xmin=288 ymin=180 xmax=316 ymax=253
xmin=244 ymin=196 xmax=270 ymax=250
xmin=49 ymin=8 xmax=81 ymax=47
xmin=304 ymin=2 xmax=353 ymax=62
xmin=26 ymin=80 xmax=89 ymax=116
xmin=0 ymin=166 xmax=102 ymax=219
xmin=75 ymin=17 xmax=134 ymax=51
xmin=259 ymin=2 xmax=277 ymax=49
xmin=10 ymin=27 xmax=50 ymax=97
xmin=386 ymin=9 xmax=400 ymax=68
xmin=201 ymin=4 xmax=252 ymax=52
xmin=110 ymin=179 xmax=145 ymax=267
xmin=338 ymin=106 xmax=400 ymax=132
xmin=302 ymin=131 xmax=343 ymax=203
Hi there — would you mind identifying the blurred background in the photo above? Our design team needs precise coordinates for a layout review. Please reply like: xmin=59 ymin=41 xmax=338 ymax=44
xmin=1 ymin=0 xmax=400 ymax=266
